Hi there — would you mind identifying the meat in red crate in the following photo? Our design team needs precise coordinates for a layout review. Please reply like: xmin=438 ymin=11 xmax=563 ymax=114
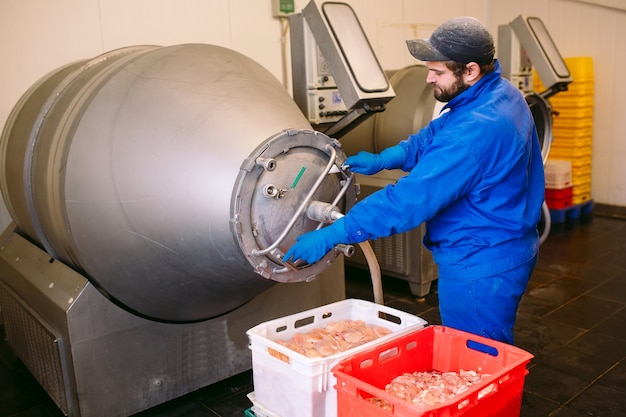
xmin=332 ymin=326 xmax=533 ymax=417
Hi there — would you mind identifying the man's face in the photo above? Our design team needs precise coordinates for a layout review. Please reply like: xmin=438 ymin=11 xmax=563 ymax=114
xmin=425 ymin=61 xmax=469 ymax=102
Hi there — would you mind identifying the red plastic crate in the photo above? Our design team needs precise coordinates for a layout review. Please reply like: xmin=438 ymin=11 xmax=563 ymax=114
xmin=546 ymin=187 xmax=573 ymax=209
xmin=332 ymin=326 xmax=533 ymax=417
xmin=546 ymin=197 xmax=573 ymax=209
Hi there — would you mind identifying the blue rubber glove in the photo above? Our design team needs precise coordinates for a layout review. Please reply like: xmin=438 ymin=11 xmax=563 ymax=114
xmin=346 ymin=146 xmax=406 ymax=175
xmin=283 ymin=218 xmax=349 ymax=264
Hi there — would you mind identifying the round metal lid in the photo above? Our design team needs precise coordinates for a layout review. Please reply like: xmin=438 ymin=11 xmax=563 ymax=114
xmin=231 ymin=129 xmax=357 ymax=283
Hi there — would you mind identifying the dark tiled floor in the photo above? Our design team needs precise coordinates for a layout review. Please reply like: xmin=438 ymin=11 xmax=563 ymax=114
xmin=1 ymin=213 xmax=625 ymax=417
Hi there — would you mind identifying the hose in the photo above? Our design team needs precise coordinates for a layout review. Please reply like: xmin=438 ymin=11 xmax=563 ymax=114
xmin=540 ymin=200 xmax=551 ymax=245
xmin=358 ymin=241 xmax=384 ymax=305
xmin=331 ymin=214 xmax=383 ymax=305
xmin=305 ymin=201 xmax=384 ymax=305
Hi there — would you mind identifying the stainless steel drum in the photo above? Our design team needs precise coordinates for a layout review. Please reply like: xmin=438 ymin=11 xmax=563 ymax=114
xmin=0 ymin=44 xmax=355 ymax=322
xmin=373 ymin=65 xmax=437 ymax=151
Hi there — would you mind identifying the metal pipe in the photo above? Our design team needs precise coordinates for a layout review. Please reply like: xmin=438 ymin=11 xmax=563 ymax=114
xmin=314 ymin=173 xmax=354 ymax=231
xmin=335 ymin=244 xmax=355 ymax=257
xmin=256 ymin=157 xmax=277 ymax=171
xmin=306 ymin=201 xmax=341 ymax=224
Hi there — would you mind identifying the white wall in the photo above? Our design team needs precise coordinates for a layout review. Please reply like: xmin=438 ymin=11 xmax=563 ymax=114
xmin=0 ymin=0 xmax=623 ymax=231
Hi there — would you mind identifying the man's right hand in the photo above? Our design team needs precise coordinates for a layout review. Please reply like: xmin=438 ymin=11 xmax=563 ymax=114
xmin=345 ymin=151 xmax=383 ymax=175
xmin=346 ymin=147 xmax=406 ymax=175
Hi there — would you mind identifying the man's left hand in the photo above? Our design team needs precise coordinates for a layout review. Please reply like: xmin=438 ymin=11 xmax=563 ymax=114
xmin=283 ymin=218 xmax=348 ymax=264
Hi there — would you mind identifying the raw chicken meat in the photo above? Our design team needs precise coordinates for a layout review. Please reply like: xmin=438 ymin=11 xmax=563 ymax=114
xmin=274 ymin=320 xmax=392 ymax=358
xmin=368 ymin=369 xmax=489 ymax=409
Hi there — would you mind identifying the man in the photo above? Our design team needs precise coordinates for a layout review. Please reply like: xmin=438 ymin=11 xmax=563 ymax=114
xmin=284 ymin=16 xmax=545 ymax=344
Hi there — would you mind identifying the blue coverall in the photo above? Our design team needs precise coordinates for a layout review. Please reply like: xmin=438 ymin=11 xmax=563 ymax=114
xmin=342 ymin=61 xmax=545 ymax=344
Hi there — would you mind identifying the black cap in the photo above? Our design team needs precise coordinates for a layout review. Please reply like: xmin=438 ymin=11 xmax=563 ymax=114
xmin=406 ymin=16 xmax=495 ymax=65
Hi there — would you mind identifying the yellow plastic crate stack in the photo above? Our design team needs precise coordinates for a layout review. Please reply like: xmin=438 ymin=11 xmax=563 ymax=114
xmin=534 ymin=57 xmax=594 ymax=205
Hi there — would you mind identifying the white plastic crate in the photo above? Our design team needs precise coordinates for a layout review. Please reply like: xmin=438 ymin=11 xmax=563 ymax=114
xmin=545 ymin=159 xmax=572 ymax=189
xmin=248 ymin=392 xmax=279 ymax=417
xmin=246 ymin=298 xmax=428 ymax=417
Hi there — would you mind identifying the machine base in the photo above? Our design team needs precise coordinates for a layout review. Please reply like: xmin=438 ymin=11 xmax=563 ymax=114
xmin=0 ymin=226 xmax=344 ymax=417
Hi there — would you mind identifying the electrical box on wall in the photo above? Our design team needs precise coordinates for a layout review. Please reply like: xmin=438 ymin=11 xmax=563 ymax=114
xmin=272 ymin=0 xmax=295 ymax=17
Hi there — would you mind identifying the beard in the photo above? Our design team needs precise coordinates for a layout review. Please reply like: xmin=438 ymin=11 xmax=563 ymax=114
xmin=433 ymin=76 xmax=469 ymax=102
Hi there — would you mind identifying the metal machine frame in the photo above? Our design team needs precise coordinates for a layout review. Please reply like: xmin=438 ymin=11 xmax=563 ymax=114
xmin=499 ymin=15 xmax=573 ymax=99
xmin=0 ymin=224 xmax=344 ymax=417
xmin=0 ymin=41 xmax=353 ymax=417
xmin=291 ymin=0 xmax=395 ymax=138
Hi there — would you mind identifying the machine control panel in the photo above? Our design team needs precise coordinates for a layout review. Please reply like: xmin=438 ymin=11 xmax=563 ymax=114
xmin=499 ymin=15 xmax=572 ymax=98
xmin=291 ymin=1 xmax=394 ymax=131
xmin=305 ymin=89 xmax=349 ymax=124
xmin=306 ymin=40 xmax=338 ymax=89
xmin=498 ymin=24 xmax=534 ymax=92
xmin=291 ymin=13 xmax=347 ymax=124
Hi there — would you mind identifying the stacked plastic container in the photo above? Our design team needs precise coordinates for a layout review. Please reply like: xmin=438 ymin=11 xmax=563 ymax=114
xmin=545 ymin=57 xmax=594 ymax=205
xmin=246 ymin=299 xmax=428 ymax=417
xmin=246 ymin=300 xmax=535 ymax=417
xmin=544 ymin=159 xmax=573 ymax=209
xmin=535 ymin=57 xmax=594 ymax=227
